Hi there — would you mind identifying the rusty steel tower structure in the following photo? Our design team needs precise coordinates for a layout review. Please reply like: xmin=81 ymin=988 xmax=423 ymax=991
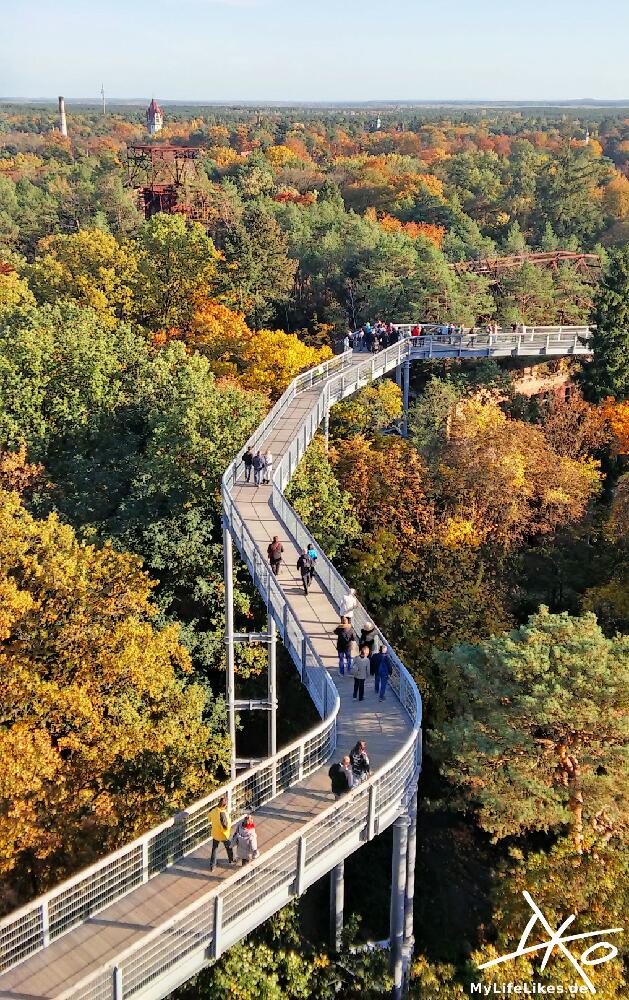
xmin=125 ymin=144 xmax=212 ymax=223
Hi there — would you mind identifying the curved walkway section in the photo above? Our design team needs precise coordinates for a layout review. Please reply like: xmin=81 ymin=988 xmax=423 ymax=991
xmin=0 ymin=328 xmax=591 ymax=1000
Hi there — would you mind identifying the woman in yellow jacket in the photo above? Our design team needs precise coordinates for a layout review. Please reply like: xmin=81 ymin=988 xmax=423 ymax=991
xmin=208 ymin=795 xmax=235 ymax=870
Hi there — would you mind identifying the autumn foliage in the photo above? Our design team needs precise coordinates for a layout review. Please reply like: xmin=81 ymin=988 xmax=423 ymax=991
xmin=171 ymin=299 xmax=333 ymax=398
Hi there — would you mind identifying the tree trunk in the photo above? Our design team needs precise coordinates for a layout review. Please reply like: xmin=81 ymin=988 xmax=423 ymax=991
xmin=556 ymin=742 xmax=583 ymax=855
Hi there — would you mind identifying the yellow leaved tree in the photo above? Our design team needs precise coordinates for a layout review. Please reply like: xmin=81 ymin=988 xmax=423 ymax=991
xmin=0 ymin=268 xmax=36 ymax=316
xmin=23 ymin=229 xmax=138 ymax=328
xmin=176 ymin=299 xmax=333 ymax=399
xmin=0 ymin=457 xmax=229 ymax=908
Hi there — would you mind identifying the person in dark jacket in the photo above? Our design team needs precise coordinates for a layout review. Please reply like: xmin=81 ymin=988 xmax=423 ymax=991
xmin=373 ymin=644 xmax=393 ymax=700
xmin=306 ymin=542 xmax=318 ymax=585
xmin=359 ymin=622 xmax=378 ymax=658
xmin=350 ymin=740 xmax=371 ymax=783
xmin=243 ymin=446 xmax=254 ymax=483
xmin=267 ymin=536 xmax=284 ymax=576
xmin=296 ymin=549 xmax=315 ymax=595
xmin=253 ymin=450 xmax=265 ymax=486
xmin=334 ymin=617 xmax=357 ymax=675
xmin=328 ymin=756 xmax=354 ymax=798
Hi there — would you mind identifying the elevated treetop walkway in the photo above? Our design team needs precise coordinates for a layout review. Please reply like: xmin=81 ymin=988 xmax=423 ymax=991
xmin=0 ymin=328 xmax=593 ymax=1000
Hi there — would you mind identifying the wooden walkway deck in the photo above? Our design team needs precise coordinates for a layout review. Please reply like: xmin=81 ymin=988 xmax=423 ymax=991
xmin=0 ymin=353 xmax=411 ymax=998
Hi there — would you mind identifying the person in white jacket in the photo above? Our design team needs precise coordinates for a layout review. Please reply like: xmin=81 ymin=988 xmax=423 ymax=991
xmin=262 ymin=449 xmax=273 ymax=485
xmin=339 ymin=587 xmax=357 ymax=621
xmin=235 ymin=815 xmax=259 ymax=866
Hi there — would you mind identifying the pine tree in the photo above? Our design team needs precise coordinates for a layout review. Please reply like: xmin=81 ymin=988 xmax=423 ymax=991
xmin=434 ymin=609 xmax=629 ymax=852
xmin=581 ymin=245 xmax=629 ymax=401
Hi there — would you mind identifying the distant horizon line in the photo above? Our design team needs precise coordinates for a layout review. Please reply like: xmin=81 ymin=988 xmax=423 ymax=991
xmin=2 ymin=96 xmax=629 ymax=109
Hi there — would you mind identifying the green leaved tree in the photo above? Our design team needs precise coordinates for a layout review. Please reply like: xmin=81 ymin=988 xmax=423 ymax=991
xmin=581 ymin=244 xmax=629 ymax=401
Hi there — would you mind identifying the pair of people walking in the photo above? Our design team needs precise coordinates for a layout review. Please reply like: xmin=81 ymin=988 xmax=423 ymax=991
xmin=243 ymin=447 xmax=273 ymax=486
xmin=209 ymin=796 xmax=259 ymax=870
xmin=328 ymin=740 xmax=371 ymax=798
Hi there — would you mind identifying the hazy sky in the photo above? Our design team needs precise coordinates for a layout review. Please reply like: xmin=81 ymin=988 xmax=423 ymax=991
xmin=2 ymin=0 xmax=628 ymax=103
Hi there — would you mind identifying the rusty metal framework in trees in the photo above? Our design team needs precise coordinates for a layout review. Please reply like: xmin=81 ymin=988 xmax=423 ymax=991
xmin=453 ymin=250 xmax=601 ymax=281
xmin=125 ymin=144 xmax=212 ymax=223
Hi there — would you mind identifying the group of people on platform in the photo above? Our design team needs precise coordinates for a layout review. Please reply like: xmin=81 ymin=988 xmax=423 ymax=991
xmin=345 ymin=320 xmax=400 ymax=353
xmin=342 ymin=319 xmax=524 ymax=355
xmin=206 ymin=531 xmax=394 ymax=873
xmin=262 ymin=540 xmax=393 ymax=699
xmin=242 ymin=446 xmax=273 ymax=486
xmin=333 ymin=591 xmax=393 ymax=700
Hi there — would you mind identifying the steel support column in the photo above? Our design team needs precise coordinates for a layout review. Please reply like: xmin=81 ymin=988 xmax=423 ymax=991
xmin=403 ymin=790 xmax=418 ymax=963
xmin=395 ymin=364 xmax=402 ymax=388
xmin=402 ymin=359 xmax=410 ymax=438
xmin=329 ymin=861 xmax=344 ymax=952
xmin=223 ymin=518 xmax=237 ymax=781
xmin=390 ymin=815 xmax=410 ymax=1000
xmin=268 ymin=612 xmax=277 ymax=794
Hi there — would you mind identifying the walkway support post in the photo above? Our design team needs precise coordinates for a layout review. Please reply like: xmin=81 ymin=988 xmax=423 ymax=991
xmin=268 ymin=611 xmax=277 ymax=795
xmin=395 ymin=364 xmax=402 ymax=389
xmin=404 ymin=790 xmax=418 ymax=964
xmin=402 ymin=359 xmax=410 ymax=439
xmin=390 ymin=815 xmax=410 ymax=1000
xmin=323 ymin=407 xmax=330 ymax=453
xmin=223 ymin=518 xmax=237 ymax=781
xmin=329 ymin=861 xmax=344 ymax=952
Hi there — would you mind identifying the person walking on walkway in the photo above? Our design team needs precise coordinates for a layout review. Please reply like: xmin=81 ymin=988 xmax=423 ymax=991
xmin=296 ymin=548 xmax=315 ymax=595
xmin=334 ymin=617 xmax=357 ymax=675
xmin=243 ymin=446 xmax=254 ymax=483
xmin=351 ymin=645 xmax=370 ymax=701
xmin=328 ymin=756 xmax=354 ymax=798
xmin=339 ymin=587 xmax=358 ymax=622
xmin=262 ymin=449 xmax=273 ymax=485
xmin=306 ymin=541 xmax=318 ymax=586
xmin=359 ymin=621 xmax=378 ymax=657
xmin=373 ymin=644 xmax=393 ymax=700
xmin=350 ymin=740 xmax=371 ymax=783
xmin=235 ymin=814 xmax=259 ymax=866
xmin=267 ymin=536 xmax=284 ymax=576
xmin=253 ymin=450 xmax=264 ymax=486
xmin=208 ymin=795 xmax=235 ymax=870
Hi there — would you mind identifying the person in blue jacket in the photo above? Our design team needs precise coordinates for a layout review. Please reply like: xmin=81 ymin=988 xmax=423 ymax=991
xmin=372 ymin=644 xmax=393 ymax=700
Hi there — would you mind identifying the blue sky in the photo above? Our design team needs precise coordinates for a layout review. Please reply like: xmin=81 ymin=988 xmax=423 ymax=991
xmin=2 ymin=0 xmax=628 ymax=102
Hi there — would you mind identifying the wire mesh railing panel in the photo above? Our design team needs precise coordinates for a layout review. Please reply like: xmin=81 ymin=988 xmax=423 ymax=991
xmin=304 ymin=786 xmax=370 ymax=867
xmin=231 ymin=763 xmax=275 ymax=816
xmin=121 ymin=900 xmax=215 ymax=997
xmin=276 ymin=745 xmax=302 ymax=793
xmin=70 ymin=968 xmax=113 ymax=1000
xmin=49 ymin=847 xmax=144 ymax=938
xmin=221 ymin=841 xmax=300 ymax=928
xmin=373 ymin=744 xmax=416 ymax=815
xmin=302 ymin=723 xmax=335 ymax=777
xmin=0 ymin=906 xmax=44 ymax=972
